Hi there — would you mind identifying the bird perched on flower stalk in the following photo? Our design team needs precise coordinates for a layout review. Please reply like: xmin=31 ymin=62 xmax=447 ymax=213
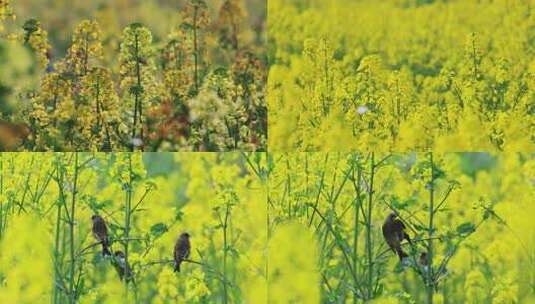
xmin=419 ymin=251 xmax=429 ymax=270
xmin=174 ymin=232 xmax=191 ymax=272
xmin=91 ymin=215 xmax=112 ymax=256
xmin=112 ymin=250 xmax=133 ymax=282
xmin=382 ymin=212 xmax=412 ymax=261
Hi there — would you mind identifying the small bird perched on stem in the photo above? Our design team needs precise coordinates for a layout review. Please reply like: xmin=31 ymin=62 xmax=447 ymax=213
xmin=91 ymin=215 xmax=112 ymax=256
xmin=112 ymin=251 xmax=133 ymax=282
xmin=419 ymin=251 xmax=429 ymax=270
xmin=382 ymin=212 xmax=412 ymax=261
xmin=174 ymin=232 xmax=191 ymax=272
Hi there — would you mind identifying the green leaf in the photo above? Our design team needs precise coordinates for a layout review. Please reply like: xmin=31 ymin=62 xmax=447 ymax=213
xmin=144 ymin=180 xmax=157 ymax=190
xmin=175 ymin=210 xmax=184 ymax=221
xmin=129 ymin=22 xmax=144 ymax=30
xmin=227 ymin=247 xmax=240 ymax=257
xmin=413 ymin=223 xmax=427 ymax=232
xmin=180 ymin=23 xmax=193 ymax=31
xmin=87 ymin=196 xmax=112 ymax=211
xmin=456 ymin=222 xmax=476 ymax=235
xmin=213 ymin=67 xmax=228 ymax=76
xmin=150 ymin=223 xmax=168 ymax=238
xmin=376 ymin=283 xmax=384 ymax=296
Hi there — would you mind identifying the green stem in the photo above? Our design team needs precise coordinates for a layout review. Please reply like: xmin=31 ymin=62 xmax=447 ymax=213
xmin=0 ymin=154 xmax=3 ymax=240
xmin=53 ymin=183 xmax=63 ymax=304
xmin=124 ymin=154 xmax=134 ymax=296
xmin=322 ymin=39 xmax=329 ymax=114
xmin=131 ymin=32 xmax=142 ymax=151
xmin=427 ymin=152 xmax=435 ymax=304
xmin=286 ymin=158 xmax=292 ymax=218
xmin=222 ymin=204 xmax=230 ymax=304
xmin=95 ymin=74 xmax=102 ymax=131
xmin=193 ymin=5 xmax=199 ymax=93
xmin=82 ymin=32 xmax=89 ymax=76
xmin=366 ymin=153 xmax=375 ymax=301
xmin=471 ymin=34 xmax=478 ymax=81
xmin=69 ymin=153 xmax=79 ymax=304
xmin=353 ymin=162 xmax=362 ymax=304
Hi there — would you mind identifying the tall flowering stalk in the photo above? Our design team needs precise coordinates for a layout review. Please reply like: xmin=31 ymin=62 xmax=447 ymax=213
xmin=22 ymin=18 xmax=50 ymax=71
xmin=217 ymin=0 xmax=245 ymax=51
xmin=79 ymin=67 xmax=121 ymax=151
xmin=119 ymin=23 xmax=157 ymax=151
xmin=162 ymin=29 xmax=193 ymax=100
xmin=30 ymin=72 xmax=73 ymax=150
xmin=0 ymin=0 xmax=14 ymax=33
xmin=65 ymin=20 xmax=103 ymax=77
xmin=182 ymin=0 xmax=210 ymax=94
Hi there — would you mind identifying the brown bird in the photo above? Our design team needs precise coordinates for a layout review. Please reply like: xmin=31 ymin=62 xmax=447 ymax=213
xmin=174 ymin=232 xmax=191 ymax=272
xmin=419 ymin=252 xmax=428 ymax=266
xmin=0 ymin=121 xmax=31 ymax=151
xmin=112 ymin=251 xmax=133 ymax=282
xmin=382 ymin=212 xmax=412 ymax=261
xmin=91 ymin=215 xmax=111 ymax=256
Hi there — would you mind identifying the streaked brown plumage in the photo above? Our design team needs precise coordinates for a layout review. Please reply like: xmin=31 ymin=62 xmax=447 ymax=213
xmin=91 ymin=215 xmax=111 ymax=256
xmin=382 ymin=212 xmax=412 ymax=261
xmin=174 ymin=232 xmax=191 ymax=272
xmin=113 ymin=251 xmax=133 ymax=282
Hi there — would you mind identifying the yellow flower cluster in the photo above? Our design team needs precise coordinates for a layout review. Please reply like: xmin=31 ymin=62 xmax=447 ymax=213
xmin=0 ymin=0 xmax=14 ymax=33
xmin=268 ymin=222 xmax=320 ymax=303
xmin=66 ymin=20 xmax=103 ymax=76
xmin=23 ymin=18 xmax=50 ymax=70
xmin=0 ymin=214 xmax=52 ymax=303
xmin=78 ymin=67 xmax=122 ymax=151
xmin=161 ymin=28 xmax=193 ymax=100
xmin=30 ymin=72 xmax=73 ymax=149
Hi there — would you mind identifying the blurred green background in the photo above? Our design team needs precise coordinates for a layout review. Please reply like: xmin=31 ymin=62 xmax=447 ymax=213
xmin=10 ymin=0 xmax=265 ymax=56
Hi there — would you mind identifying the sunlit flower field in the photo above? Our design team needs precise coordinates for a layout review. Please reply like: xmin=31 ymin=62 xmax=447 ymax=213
xmin=268 ymin=0 xmax=534 ymax=151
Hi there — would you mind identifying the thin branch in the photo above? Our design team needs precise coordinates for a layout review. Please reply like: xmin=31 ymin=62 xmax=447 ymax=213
xmin=433 ymin=185 xmax=455 ymax=215
xmin=131 ymin=185 xmax=154 ymax=213
xmin=374 ymin=154 xmax=392 ymax=169
xmin=77 ymin=237 xmax=148 ymax=258
xmin=306 ymin=203 xmax=358 ymax=284
xmin=76 ymin=156 xmax=96 ymax=171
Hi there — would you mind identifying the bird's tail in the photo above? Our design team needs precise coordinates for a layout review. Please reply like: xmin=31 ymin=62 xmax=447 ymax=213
xmin=102 ymin=243 xmax=112 ymax=256
xmin=396 ymin=247 xmax=408 ymax=261
xmin=404 ymin=232 xmax=412 ymax=245
xmin=174 ymin=262 xmax=181 ymax=273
